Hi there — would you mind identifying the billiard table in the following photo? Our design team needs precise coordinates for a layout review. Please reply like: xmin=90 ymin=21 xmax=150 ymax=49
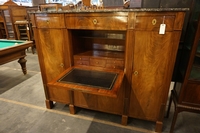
xmin=0 ymin=39 xmax=33 ymax=75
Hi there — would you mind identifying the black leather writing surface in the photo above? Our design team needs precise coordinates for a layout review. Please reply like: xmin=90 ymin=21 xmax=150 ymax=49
xmin=58 ymin=68 xmax=118 ymax=90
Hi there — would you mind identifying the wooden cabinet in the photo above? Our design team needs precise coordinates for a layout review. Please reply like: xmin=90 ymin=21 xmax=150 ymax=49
xmin=126 ymin=12 xmax=185 ymax=131
xmin=166 ymin=3 xmax=200 ymax=132
xmin=31 ymin=9 xmax=186 ymax=132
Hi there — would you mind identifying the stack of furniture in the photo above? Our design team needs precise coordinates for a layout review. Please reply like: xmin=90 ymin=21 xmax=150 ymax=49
xmin=0 ymin=1 xmax=36 ymax=53
xmin=0 ymin=0 xmax=19 ymax=39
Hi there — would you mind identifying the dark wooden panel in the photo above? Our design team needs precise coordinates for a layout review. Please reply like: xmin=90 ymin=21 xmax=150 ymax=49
xmin=160 ymin=0 xmax=193 ymax=8
xmin=142 ymin=0 xmax=160 ymax=8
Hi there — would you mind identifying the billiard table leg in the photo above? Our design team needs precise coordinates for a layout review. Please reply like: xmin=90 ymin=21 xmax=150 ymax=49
xmin=18 ymin=57 xmax=27 ymax=75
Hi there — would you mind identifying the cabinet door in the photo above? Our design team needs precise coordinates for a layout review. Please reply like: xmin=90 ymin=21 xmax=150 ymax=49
xmin=37 ymin=29 xmax=67 ymax=82
xmin=36 ymin=29 xmax=71 ymax=103
xmin=129 ymin=31 xmax=180 ymax=121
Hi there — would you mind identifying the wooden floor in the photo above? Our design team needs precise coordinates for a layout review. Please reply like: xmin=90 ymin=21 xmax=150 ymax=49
xmin=0 ymin=50 xmax=200 ymax=133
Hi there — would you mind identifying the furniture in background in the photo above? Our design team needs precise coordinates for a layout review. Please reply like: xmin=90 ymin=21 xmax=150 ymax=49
xmin=0 ymin=39 xmax=33 ymax=74
xmin=0 ymin=1 xmax=35 ymax=42
xmin=14 ymin=20 xmax=30 ymax=41
xmin=39 ymin=3 xmax=63 ymax=11
xmin=0 ymin=0 xmax=23 ymax=39
xmin=30 ymin=9 xmax=187 ymax=132
xmin=166 ymin=4 xmax=200 ymax=133
xmin=0 ymin=10 xmax=7 ymax=39
xmin=14 ymin=20 xmax=35 ymax=54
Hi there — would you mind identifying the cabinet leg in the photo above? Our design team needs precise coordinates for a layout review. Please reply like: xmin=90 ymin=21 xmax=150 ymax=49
xmin=155 ymin=121 xmax=163 ymax=133
xmin=121 ymin=115 xmax=128 ymax=125
xmin=45 ymin=100 xmax=54 ymax=109
xmin=69 ymin=104 xmax=76 ymax=114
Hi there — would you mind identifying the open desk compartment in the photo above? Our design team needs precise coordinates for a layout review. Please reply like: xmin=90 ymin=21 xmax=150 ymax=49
xmin=48 ymin=66 xmax=124 ymax=97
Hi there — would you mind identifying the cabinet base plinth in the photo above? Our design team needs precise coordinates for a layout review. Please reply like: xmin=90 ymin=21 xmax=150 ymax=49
xmin=121 ymin=115 xmax=128 ymax=125
xmin=45 ymin=100 xmax=54 ymax=109
xmin=155 ymin=121 xmax=163 ymax=133
xmin=69 ymin=104 xmax=76 ymax=114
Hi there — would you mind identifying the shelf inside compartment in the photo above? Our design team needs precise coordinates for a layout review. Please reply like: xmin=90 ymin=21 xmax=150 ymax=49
xmin=48 ymin=66 xmax=124 ymax=97
xmin=75 ymin=50 xmax=124 ymax=58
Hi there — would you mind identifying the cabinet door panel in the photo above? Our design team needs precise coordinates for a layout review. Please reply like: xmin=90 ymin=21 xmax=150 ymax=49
xmin=129 ymin=31 xmax=175 ymax=120
xmin=37 ymin=29 xmax=66 ymax=82
xmin=182 ymin=82 xmax=200 ymax=106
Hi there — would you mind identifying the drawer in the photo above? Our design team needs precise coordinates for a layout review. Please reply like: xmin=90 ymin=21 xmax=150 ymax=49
xmin=90 ymin=58 xmax=106 ymax=67
xmin=106 ymin=59 xmax=124 ymax=69
xmin=48 ymin=86 xmax=70 ymax=103
xmin=106 ymin=59 xmax=124 ymax=64
xmin=66 ymin=13 xmax=128 ymax=30
xmin=135 ymin=15 xmax=175 ymax=31
xmin=74 ymin=56 xmax=89 ymax=61
xmin=105 ymin=64 xmax=124 ymax=69
xmin=35 ymin=14 xmax=65 ymax=28
xmin=74 ymin=60 xmax=89 ymax=66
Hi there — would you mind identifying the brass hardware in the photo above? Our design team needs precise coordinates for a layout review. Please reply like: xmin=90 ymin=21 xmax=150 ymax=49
xmin=46 ymin=20 xmax=49 ymax=24
xmin=133 ymin=71 xmax=138 ymax=75
xmin=152 ymin=19 xmax=157 ymax=25
xmin=60 ymin=63 xmax=64 ymax=67
xmin=93 ymin=19 xmax=98 ymax=25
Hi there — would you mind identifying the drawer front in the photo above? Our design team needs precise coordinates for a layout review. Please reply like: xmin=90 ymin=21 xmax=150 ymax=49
xmin=106 ymin=59 xmax=124 ymax=64
xmin=135 ymin=15 xmax=175 ymax=31
xmin=66 ymin=14 xmax=128 ymax=30
xmin=105 ymin=64 xmax=124 ymax=69
xmin=106 ymin=59 xmax=124 ymax=69
xmin=35 ymin=14 xmax=65 ymax=28
xmin=48 ymin=86 xmax=70 ymax=103
xmin=90 ymin=58 xmax=106 ymax=67
xmin=74 ymin=56 xmax=89 ymax=61
xmin=74 ymin=60 xmax=89 ymax=66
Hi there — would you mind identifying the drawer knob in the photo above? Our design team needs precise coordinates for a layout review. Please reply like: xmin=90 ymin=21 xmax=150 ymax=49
xmin=152 ymin=19 xmax=157 ymax=25
xmin=93 ymin=19 xmax=98 ymax=25
xmin=133 ymin=71 xmax=138 ymax=75
xmin=46 ymin=20 xmax=49 ymax=24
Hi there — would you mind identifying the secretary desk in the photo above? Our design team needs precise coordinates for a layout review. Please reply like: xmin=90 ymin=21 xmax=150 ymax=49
xmin=30 ymin=7 xmax=188 ymax=132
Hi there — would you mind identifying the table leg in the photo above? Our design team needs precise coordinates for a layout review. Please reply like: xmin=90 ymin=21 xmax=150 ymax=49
xmin=18 ymin=57 xmax=27 ymax=75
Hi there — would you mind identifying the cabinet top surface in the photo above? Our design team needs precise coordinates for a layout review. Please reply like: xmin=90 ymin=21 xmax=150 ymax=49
xmin=29 ymin=8 xmax=189 ymax=14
